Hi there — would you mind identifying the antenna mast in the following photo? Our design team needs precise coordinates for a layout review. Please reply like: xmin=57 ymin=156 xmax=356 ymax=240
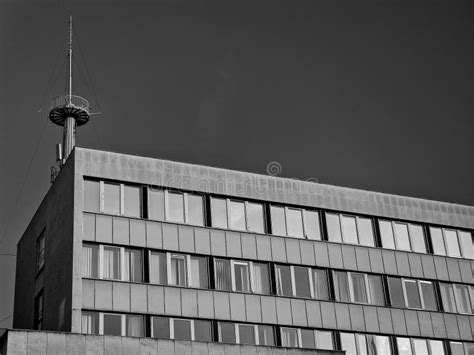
xmin=68 ymin=16 xmax=73 ymax=98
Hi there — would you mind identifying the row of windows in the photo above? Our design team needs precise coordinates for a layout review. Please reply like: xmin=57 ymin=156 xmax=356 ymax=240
xmin=83 ymin=180 xmax=473 ymax=259
xmin=81 ymin=311 xmax=474 ymax=354
xmin=82 ymin=243 xmax=473 ymax=314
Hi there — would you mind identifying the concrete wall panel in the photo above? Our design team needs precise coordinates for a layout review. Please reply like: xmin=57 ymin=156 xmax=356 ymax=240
xmin=256 ymin=235 xmax=272 ymax=261
xmin=164 ymin=287 xmax=181 ymax=316
xmin=354 ymin=247 xmax=370 ymax=272
xmin=320 ymin=302 xmax=337 ymax=329
xmin=368 ymin=249 xmax=384 ymax=274
xmin=271 ymin=237 xmax=287 ymax=263
xmin=122 ymin=337 xmax=140 ymax=354
xmin=229 ymin=293 xmax=246 ymax=322
xmin=327 ymin=244 xmax=343 ymax=269
xmin=210 ymin=230 xmax=226 ymax=256
xmin=241 ymin=234 xmax=257 ymax=260
xmin=408 ymin=254 xmax=423 ymax=278
xmin=104 ymin=335 xmax=121 ymax=355
xmin=83 ymin=213 xmax=95 ymax=241
xmin=417 ymin=311 xmax=433 ymax=338
xmin=82 ymin=279 xmax=95 ymax=309
xmin=395 ymin=252 xmax=410 ymax=277
xmin=178 ymin=225 xmax=195 ymax=253
xmin=391 ymin=309 xmax=407 ymax=335
xmin=130 ymin=219 xmax=146 ymax=247
xmin=299 ymin=240 xmax=315 ymax=266
xmin=444 ymin=313 xmax=461 ymax=340
xmin=146 ymin=221 xmax=162 ymax=249
xmin=305 ymin=301 xmax=322 ymax=328
xmin=433 ymin=257 xmax=449 ymax=281
xmin=260 ymin=296 xmax=277 ymax=324
xmin=446 ymin=258 xmax=462 ymax=283
xmin=96 ymin=215 xmax=112 ymax=243
xmin=194 ymin=228 xmax=210 ymax=255
xmin=285 ymin=239 xmax=301 ymax=265
xmin=290 ymin=299 xmax=307 ymax=327
xmin=458 ymin=259 xmax=472 ymax=284
xmin=404 ymin=310 xmax=420 ymax=336
xmin=112 ymin=282 xmax=130 ymax=312
xmin=363 ymin=306 xmax=379 ymax=333
xmin=27 ymin=330 xmax=47 ymax=354
xmin=113 ymin=217 xmax=129 ymax=245
xmin=225 ymin=232 xmax=241 ymax=259
xmin=457 ymin=315 xmax=472 ymax=341
xmin=197 ymin=290 xmax=214 ymax=319
xmin=376 ymin=307 xmax=393 ymax=334
xmin=382 ymin=250 xmax=397 ymax=276
xmin=162 ymin=224 xmax=179 ymax=251
xmin=85 ymin=334 xmax=104 ymax=354
xmin=430 ymin=312 xmax=447 ymax=338
xmin=181 ymin=289 xmax=198 ymax=318
xmin=213 ymin=292 xmax=230 ymax=320
xmin=314 ymin=242 xmax=330 ymax=268
xmin=147 ymin=285 xmax=164 ymax=315
xmin=348 ymin=305 xmax=365 ymax=332
xmin=420 ymin=255 xmax=437 ymax=279
xmin=95 ymin=281 xmax=112 ymax=310
xmin=46 ymin=332 xmax=66 ymax=354
xmin=66 ymin=334 xmax=86 ymax=354
xmin=334 ymin=303 xmax=351 ymax=330
xmin=341 ymin=245 xmax=357 ymax=271
xmin=245 ymin=294 xmax=261 ymax=323
xmin=275 ymin=298 xmax=292 ymax=325
xmin=130 ymin=284 xmax=147 ymax=313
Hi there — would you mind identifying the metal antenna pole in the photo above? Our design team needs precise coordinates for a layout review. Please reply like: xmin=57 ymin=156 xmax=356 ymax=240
xmin=68 ymin=15 xmax=73 ymax=98
xmin=63 ymin=15 xmax=75 ymax=160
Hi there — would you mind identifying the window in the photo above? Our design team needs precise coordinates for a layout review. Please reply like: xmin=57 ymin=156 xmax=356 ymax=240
xmin=397 ymin=338 xmax=446 ymax=355
xmin=212 ymin=198 xmax=265 ymax=233
xmin=429 ymin=340 xmax=445 ymax=354
xmin=403 ymin=279 xmax=422 ymax=309
xmin=194 ymin=320 xmax=212 ymax=342
xmin=82 ymin=244 xmax=99 ymax=278
xmin=419 ymin=281 xmax=437 ymax=311
xmin=232 ymin=261 xmax=250 ymax=292
xmin=102 ymin=313 xmax=123 ymax=336
xmin=326 ymin=213 xmax=342 ymax=243
xmin=312 ymin=269 xmax=329 ymax=300
xmin=84 ymin=180 xmax=100 ymax=212
xmin=270 ymin=206 xmax=287 ymax=236
xmin=393 ymin=222 xmax=411 ymax=251
xmin=151 ymin=317 xmax=209 ymax=342
xmin=211 ymin=198 xmax=228 ymax=228
xmin=293 ymin=266 xmax=311 ymax=298
xmin=303 ymin=210 xmax=322 ymax=240
xmin=412 ymin=339 xmax=429 ymax=355
xmin=340 ymin=333 xmax=357 ymax=354
xmin=301 ymin=329 xmax=316 ymax=349
xmin=252 ymin=262 xmax=270 ymax=294
xmin=449 ymin=342 xmax=465 ymax=355
xmin=151 ymin=316 xmax=170 ymax=339
xmin=453 ymin=284 xmax=472 ymax=314
xmin=333 ymin=271 xmax=350 ymax=302
xmin=315 ymin=330 xmax=334 ymax=350
xmin=167 ymin=192 xmax=184 ymax=223
xmin=174 ymin=319 xmax=192 ymax=341
xmin=350 ymin=273 xmax=368 ymax=304
xmin=190 ymin=256 xmax=208 ymax=288
xmin=215 ymin=259 xmax=232 ymax=291
xmin=34 ymin=291 xmax=44 ymax=330
xmin=275 ymin=265 xmax=293 ymax=296
xmin=99 ymin=182 xmax=142 ymax=217
xmin=380 ymin=220 xmax=426 ymax=253
xmin=219 ymin=322 xmax=236 ymax=343
xmin=357 ymin=217 xmax=375 ymax=247
xmin=281 ymin=327 xmax=299 ymax=347
xmin=458 ymin=231 xmax=473 ymax=259
xmin=342 ymin=333 xmax=392 ymax=355
xmin=341 ymin=215 xmax=358 ymax=244
xmin=228 ymin=200 xmax=246 ymax=231
xmin=124 ymin=249 xmax=142 ymax=282
xmin=103 ymin=183 xmax=120 ymax=214
xmin=409 ymin=224 xmax=426 ymax=253
xmin=123 ymin=185 xmax=141 ymax=217
xmin=287 ymin=208 xmax=304 ymax=238
xmin=102 ymin=246 xmax=121 ymax=280
xmin=246 ymin=202 xmax=264 ymax=233
xmin=440 ymin=283 xmax=456 ymax=312
xmin=374 ymin=335 xmax=392 ymax=354
xmin=444 ymin=229 xmax=461 ymax=257
xmin=187 ymin=194 xmax=205 ymax=226
xmin=396 ymin=338 xmax=412 ymax=355
xmin=149 ymin=251 xmax=167 ymax=284
xmin=149 ymin=190 xmax=204 ymax=226
xmin=367 ymin=275 xmax=385 ymax=306
xmin=388 ymin=277 xmax=405 ymax=308
xmin=326 ymin=213 xmax=375 ymax=246
xmin=238 ymin=324 xmax=256 ymax=345
xmin=36 ymin=232 xmax=46 ymax=271
xmin=258 ymin=325 xmax=275 ymax=346
xmin=379 ymin=220 xmax=396 ymax=249
xmin=431 ymin=226 xmax=471 ymax=259
xmin=148 ymin=189 xmax=165 ymax=221
xmin=81 ymin=311 xmax=99 ymax=335
xmin=430 ymin=227 xmax=446 ymax=255
xmin=126 ymin=315 xmax=144 ymax=337
xmin=271 ymin=205 xmax=321 ymax=239
xmin=169 ymin=254 xmax=187 ymax=286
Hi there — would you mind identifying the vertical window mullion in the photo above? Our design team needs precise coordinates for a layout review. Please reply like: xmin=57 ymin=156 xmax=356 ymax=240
xmin=297 ymin=329 xmax=302 ymax=348
xmin=170 ymin=318 xmax=175 ymax=340
xmin=290 ymin=266 xmax=296 ymax=297
xmin=244 ymin=202 xmax=249 ymax=232
xmin=235 ymin=323 xmax=239 ymax=344
xmin=121 ymin=314 xmax=126 ymax=336
xmin=284 ymin=207 xmax=289 ymax=236
xmin=99 ymin=181 xmax=105 ymax=212
xmin=184 ymin=193 xmax=189 ymax=224
xmin=99 ymin=245 xmax=104 ymax=279
xmin=164 ymin=191 xmax=170 ymax=221
xmin=166 ymin=253 xmax=172 ymax=285
xmin=230 ymin=260 xmax=236 ymax=292
xmin=365 ymin=274 xmax=371 ymax=304
xmin=308 ymin=268 xmax=315 ymax=299
xmin=120 ymin=184 xmax=125 ymax=215
xmin=249 ymin=262 xmax=255 ymax=293
xmin=120 ymin=247 xmax=126 ymax=281
xmin=99 ymin=313 xmax=104 ymax=335
xmin=347 ymin=272 xmax=354 ymax=302
xmin=401 ymin=279 xmax=409 ymax=308
xmin=190 ymin=319 xmax=195 ymax=340
xmin=186 ymin=255 xmax=192 ymax=287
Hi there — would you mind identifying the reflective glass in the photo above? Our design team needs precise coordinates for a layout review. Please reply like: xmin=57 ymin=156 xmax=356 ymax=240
xmin=454 ymin=284 xmax=472 ymax=313
xmin=168 ymin=192 xmax=184 ymax=223
xmin=458 ymin=231 xmax=473 ymax=259
xmin=367 ymin=275 xmax=385 ymax=305
xmin=234 ymin=262 xmax=250 ymax=292
xmin=190 ymin=256 xmax=208 ymax=288
xmin=103 ymin=314 xmax=122 ymax=336
xmin=429 ymin=340 xmax=445 ymax=355
xmin=211 ymin=198 xmax=228 ymax=228
xmin=379 ymin=220 xmax=395 ymax=249
xmin=286 ymin=208 xmax=304 ymax=238
xmin=270 ymin=206 xmax=286 ymax=236
xmin=430 ymin=227 xmax=446 ymax=255
xmin=215 ymin=259 xmax=232 ymax=291
xmin=275 ymin=265 xmax=292 ymax=296
xmin=420 ymin=281 xmax=437 ymax=311
xmin=404 ymin=280 xmax=422 ymax=309
xmin=228 ymin=200 xmax=246 ymax=231
xmin=388 ymin=277 xmax=405 ymax=308
xmin=174 ymin=319 xmax=191 ymax=341
xmin=187 ymin=194 xmax=204 ymax=226
xmin=333 ymin=271 xmax=350 ymax=302
xmin=444 ymin=229 xmax=461 ymax=257
xmin=326 ymin=213 xmax=342 ymax=243
xmin=303 ymin=210 xmax=321 ymax=240
xmin=409 ymin=224 xmax=426 ymax=253
xmin=340 ymin=333 xmax=357 ymax=355
xmin=375 ymin=335 xmax=391 ymax=355
xmin=258 ymin=325 xmax=275 ymax=346
xmin=341 ymin=215 xmax=358 ymax=244
xmin=124 ymin=248 xmax=142 ymax=282
xmin=413 ymin=339 xmax=428 ymax=355
xmin=84 ymin=180 xmax=100 ymax=212
xmin=123 ymin=185 xmax=140 ymax=217
xmin=312 ymin=269 xmax=329 ymax=300
xmin=149 ymin=251 xmax=167 ymax=284
xmin=393 ymin=222 xmax=411 ymax=251
xmin=194 ymin=320 xmax=212 ymax=342
xmin=170 ymin=255 xmax=187 ymax=286
xmin=357 ymin=334 xmax=368 ymax=354
xmin=440 ymin=283 xmax=456 ymax=312
xmin=301 ymin=329 xmax=316 ymax=349
xmin=148 ymin=190 xmax=165 ymax=221
xmin=246 ymin=202 xmax=264 ymax=233
xmin=104 ymin=183 xmax=120 ymax=214
xmin=82 ymin=244 xmax=99 ymax=278
xmin=450 ymin=342 xmax=465 ymax=355
xmin=281 ymin=328 xmax=298 ymax=347
xmin=252 ymin=263 xmax=270 ymax=294
xmin=397 ymin=337 xmax=412 ymax=355
xmin=351 ymin=273 xmax=368 ymax=303
xmin=152 ymin=316 xmax=170 ymax=339
xmin=238 ymin=324 xmax=255 ymax=345
xmin=464 ymin=342 xmax=474 ymax=355
xmin=103 ymin=246 xmax=121 ymax=280
xmin=294 ymin=266 xmax=311 ymax=298
xmin=357 ymin=217 xmax=375 ymax=247
xmin=219 ymin=322 xmax=236 ymax=343
xmin=315 ymin=331 xmax=333 ymax=350
xmin=81 ymin=312 xmax=99 ymax=335
xmin=126 ymin=315 xmax=143 ymax=337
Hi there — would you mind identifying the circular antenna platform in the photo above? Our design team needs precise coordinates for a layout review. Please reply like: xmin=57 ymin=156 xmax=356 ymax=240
xmin=49 ymin=95 xmax=90 ymax=126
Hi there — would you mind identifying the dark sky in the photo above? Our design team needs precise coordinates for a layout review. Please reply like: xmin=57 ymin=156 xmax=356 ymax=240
xmin=0 ymin=0 xmax=473 ymax=327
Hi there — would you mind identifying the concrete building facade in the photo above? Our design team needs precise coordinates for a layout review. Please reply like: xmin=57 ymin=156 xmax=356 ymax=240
xmin=11 ymin=147 xmax=474 ymax=354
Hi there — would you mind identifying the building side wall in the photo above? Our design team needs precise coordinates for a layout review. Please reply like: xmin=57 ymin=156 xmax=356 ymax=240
xmin=13 ymin=154 xmax=75 ymax=331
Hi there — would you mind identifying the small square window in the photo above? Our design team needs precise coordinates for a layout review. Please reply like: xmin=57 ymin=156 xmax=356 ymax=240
xmin=174 ymin=319 xmax=192 ymax=341
xmin=194 ymin=320 xmax=212 ymax=342
xmin=103 ymin=313 xmax=122 ymax=336
xmin=238 ymin=324 xmax=255 ymax=345
xmin=293 ymin=266 xmax=311 ymax=298
xmin=258 ymin=325 xmax=275 ymax=346
xmin=404 ymin=279 xmax=422 ymax=309
xmin=219 ymin=322 xmax=236 ymax=343
xmin=280 ymin=328 xmax=298 ymax=348
xmin=233 ymin=262 xmax=250 ymax=292
xmin=270 ymin=206 xmax=287 ymax=236
xmin=170 ymin=254 xmax=187 ymax=286
xmin=301 ymin=329 xmax=316 ymax=349
xmin=126 ymin=315 xmax=144 ymax=337
xmin=215 ymin=259 xmax=232 ymax=291
xmin=152 ymin=316 xmax=170 ymax=339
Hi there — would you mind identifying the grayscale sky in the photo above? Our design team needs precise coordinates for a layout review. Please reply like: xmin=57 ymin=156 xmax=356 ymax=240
xmin=0 ymin=0 xmax=472 ymax=328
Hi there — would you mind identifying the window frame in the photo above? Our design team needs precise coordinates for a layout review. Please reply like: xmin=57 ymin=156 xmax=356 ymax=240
xmin=347 ymin=272 xmax=370 ymax=305
xmin=271 ymin=204 xmax=322 ymax=240
xmin=167 ymin=253 xmax=191 ymax=287
xmin=95 ymin=245 xmax=143 ymax=282
xmin=452 ymin=283 xmax=473 ymax=314
xmin=99 ymin=181 xmax=142 ymax=218
xmin=401 ymin=278 xmax=423 ymax=310
xmin=231 ymin=260 xmax=252 ymax=293
xmin=99 ymin=312 xmax=126 ymax=336
xmin=327 ymin=212 xmax=375 ymax=246
xmin=36 ymin=231 xmax=46 ymax=272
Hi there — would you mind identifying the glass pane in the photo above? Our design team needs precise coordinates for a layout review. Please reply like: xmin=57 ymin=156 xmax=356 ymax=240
xmin=152 ymin=316 xmax=170 ymax=339
xmin=351 ymin=273 xmax=368 ymax=303
xmin=294 ymin=266 xmax=311 ymax=298
xmin=450 ymin=342 xmax=465 ymax=355
xmin=103 ymin=314 xmax=122 ymax=336
xmin=170 ymin=255 xmax=187 ymax=286
xmin=126 ymin=315 xmax=143 ymax=337
xmin=388 ymin=277 xmax=405 ymax=308
xmin=464 ymin=342 xmax=474 ymax=355
xmin=82 ymin=244 xmax=99 ymax=278
xmin=393 ymin=222 xmax=411 ymax=251
xmin=258 ymin=325 xmax=275 ymax=346
xmin=275 ymin=265 xmax=292 ymax=296
xmin=404 ymin=280 xmax=422 ymax=309
xmin=148 ymin=189 xmax=165 ymax=221
xmin=379 ymin=220 xmax=395 ymax=249
xmin=190 ymin=256 xmax=208 ymax=288
xmin=228 ymin=200 xmax=246 ymax=231
xmin=357 ymin=334 xmax=368 ymax=355
xmin=440 ymin=283 xmax=457 ymax=312
xmin=315 ymin=331 xmax=333 ymax=350
xmin=238 ymin=324 xmax=255 ymax=345
xmin=194 ymin=320 xmax=212 ymax=342
xmin=187 ymin=194 xmax=204 ymax=226
xmin=270 ymin=206 xmax=286 ymax=236
xmin=444 ymin=229 xmax=461 ymax=257
xmin=103 ymin=183 xmax=120 ymax=214
xmin=281 ymin=328 xmax=298 ymax=347
xmin=303 ymin=210 xmax=321 ymax=240
xmin=409 ymin=224 xmax=426 ymax=253
xmin=287 ymin=208 xmax=304 ymax=238
xmin=252 ymin=263 xmax=270 ymax=294
xmin=430 ymin=227 xmax=446 ymax=255
xmin=168 ymin=192 xmax=184 ymax=223
xmin=397 ymin=337 xmax=413 ymax=355
xmin=413 ymin=339 xmax=429 ymax=355
xmin=234 ymin=263 xmax=250 ymax=292
xmin=340 ymin=333 xmax=357 ymax=355
xmin=174 ymin=319 xmax=192 ymax=341
xmin=333 ymin=271 xmax=350 ymax=302
xmin=357 ymin=217 xmax=375 ymax=246
xmin=458 ymin=231 xmax=473 ymax=259
xmin=215 ymin=259 xmax=232 ymax=291
xmin=454 ymin=284 xmax=472 ymax=313
xmin=341 ymin=215 xmax=358 ymax=244
xmin=103 ymin=246 xmax=120 ymax=280
xmin=124 ymin=249 xmax=142 ymax=282
xmin=211 ymin=198 xmax=227 ymax=228
xmin=81 ymin=312 xmax=99 ymax=335
xmin=429 ymin=340 xmax=445 ymax=355
xmin=367 ymin=275 xmax=385 ymax=306
xmin=301 ymin=329 xmax=316 ymax=349
xmin=123 ymin=185 xmax=140 ymax=217
xmin=312 ymin=269 xmax=329 ymax=300
xmin=326 ymin=213 xmax=342 ymax=243
xmin=420 ymin=281 xmax=437 ymax=311
xmin=246 ymin=202 xmax=264 ymax=233
xmin=149 ymin=252 xmax=167 ymax=284
xmin=375 ymin=335 xmax=391 ymax=355
xmin=84 ymin=180 xmax=100 ymax=212
xmin=219 ymin=322 xmax=236 ymax=343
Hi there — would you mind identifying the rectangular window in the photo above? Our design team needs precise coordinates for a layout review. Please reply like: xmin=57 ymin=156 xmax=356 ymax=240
xmin=403 ymin=279 xmax=422 ymax=309
xmin=102 ymin=313 xmax=122 ymax=336
xmin=124 ymin=248 xmax=142 ymax=282
xmin=450 ymin=342 xmax=464 ymax=355
xmin=246 ymin=202 xmax=264 ymax=233
xmin=315 ymin=330 xmax=333 ymax=350
xmin=429 ymin=340 xmax=445 ymax=354
xmin=341 ymin=215 xmax=358 ymax=244
xmin=81 ymin=311 xmax=99 ymax=335
xmin=190 ymin=256 xmax=208 ymax=288
xmin=419 ymin=281 xmax=437 ymax=311
xmin=126 ymin=315 xmax=144 ymax=337
xmin=34 ymin=291 xmax=44 ymax=330
xmin=173 ymin=319 xmax=192 ymax=341
xmin=440 ymin=283 xmax=457 ymax=312
xmin=393 ymin=222 xmax=411 ymax=251
xmin=303 ymin=210 xmax=321 ymax=240
xmin=258 ymin=325 xmax=275 ymax=346
xmin=82 ymin=244 xmax=99 ymax=278
xmin=84 ymin=180 xmax=100 ymax=212
xmin=280 ymin=328 xmax=299 ymax=347
xmin=367 ymin=275 xmax=385 ymax=306
xmin=388 ymin=277 xmax=405 ymax=308
xmin=228 ymin=200 xmax=246 ymax=231
xmin=233 ymin=261 xmax=250 ymax=292
xmin=412 ymin=339 xmax=428 ymax=355
xmin=252 ymin=262 xmax=270 ymax=294
xmin=275 ymin=265 xmax=293 ymax=296
xmin=37 ymin=232 xmax=46 ymax=271
xmin=169 ymin=254 xmax=187 ymax=286
xmin=270 ymin=206 xmax=287 ymax=236
xmin=374 ymin=335 xmax=392 ymax=355
xmin=301 ymin=329 xmax=316 ymax=349
xmin=211 ymin=198 xmax=228 ymax=228
xmin=444 ymin=229 xmax=461 ymax=257
xmin=103 ymin=183 xmax=120 ymax=214
xmin=333 ymin=271 xmax=350 ymax=302
xmin=458 ymin=231 xmax=473 ymax=259
xmin=194 ymin=320 xmax=212 ymax=342
xmin=148 ymin=189 xmax=165 ymax=221
xmin=238 ymin=324 xmax=256 ymax=345
xmin=102 ymin=246 xmax=121 ymax=280
xmin=151 ymin=316 xmax=170 ymax=339
xmin=187 ymin=194 xmax=204 ymax=226
xmin=167 ymin=192 xmax=185 ymax=223
xmin=430 ymin=227 xmax=446 ymax=255
xmin=123 ymin=185 xmax=140 ymax=217
xmin=409 ymin=224 xmax=426 ymax=253
xmin=396 ymin=337 xmax=412 ymax=355
xmin=357 ymin=217 xmax=375 ymax=247
xmin=350 ymin=273 xmax=368 ymax=304
xmin=219 ymin=322 xmax=236 ymax=343
xmin=312 ymin=269 xmax=329 ymax=300
xmin=379 ymin=220 xmax=395 ymax=249
xmin=293 ymin=266 xmax=311 ymax=298
xmin=149 ymin=251 xmax=167 ymax=284
xmin=215 ymin=259 xmax=232 ymax=291
xmin=340 ymin=333 xmax=357 ymax=354
xmin=286 ymin=208 xmax=304 ymax=238
xmin=453 ymin=284 xmax=472 ymax=314
xmin=326 ymin=213 xmax=342 ymax=243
